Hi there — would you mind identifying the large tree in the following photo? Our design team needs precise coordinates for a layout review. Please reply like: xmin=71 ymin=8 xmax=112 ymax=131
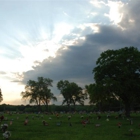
xmin=57 ymin=80 xmax=87 ymax=110
xmin=93 ymin=47 xmax=140 ymax=117
xmin=21 ymin=77 xmax=57 ymax=111
xmin=0 ymin=88 xmax=3 ymax=103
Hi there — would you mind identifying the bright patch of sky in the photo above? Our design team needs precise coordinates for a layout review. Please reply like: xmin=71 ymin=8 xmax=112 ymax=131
xmin=105 ymin=1 xmax=124 ymax=24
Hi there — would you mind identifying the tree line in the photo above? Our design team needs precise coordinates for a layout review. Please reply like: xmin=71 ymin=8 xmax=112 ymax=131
xmin=20 ymin=77 xmax=88 ymax=112
xmin=1 ymin=46 xmax=140 ymax=117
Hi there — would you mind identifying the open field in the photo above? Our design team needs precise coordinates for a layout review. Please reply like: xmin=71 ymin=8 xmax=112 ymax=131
xmin=1 ymin=112 xmax=140 ymax=140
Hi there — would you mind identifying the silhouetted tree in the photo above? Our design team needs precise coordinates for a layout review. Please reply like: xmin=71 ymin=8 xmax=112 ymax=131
xmin=93 ymin=47 xmax=140 ymax=117
xmin=57 ymin=80 xmax=87 ymax=110
xmin=21 ymin=77 xmax=57 ymax=111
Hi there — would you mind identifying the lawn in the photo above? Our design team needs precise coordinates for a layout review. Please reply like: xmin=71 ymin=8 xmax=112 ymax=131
xmin=1 ymin=112 xmax=140 ymax=140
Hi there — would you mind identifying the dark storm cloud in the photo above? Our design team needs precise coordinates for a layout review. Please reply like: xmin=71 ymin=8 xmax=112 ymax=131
xmin=86 ymin=25 xmax=133 ymax=48
xmin=21 ymin=25 xmax=124 ymax=88
xmin=18 ymin=0 xmax=140 ymax=104
xmin=21 ymin=31 xmax=103 ymax=91
xmin=21 ymin=22 xmax=140 ymax=92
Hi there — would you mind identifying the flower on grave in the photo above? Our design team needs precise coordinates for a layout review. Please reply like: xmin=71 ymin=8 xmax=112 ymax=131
xmin=42 ymin=120 xmax=48 ymax=126
xmin=81 ymin=120 xmax=86 ymax=124
xmin=129 ymin=128 xmax=133 ymax=133
xmin=107 ymin=114 xmax=110 ymax=118
xmin=129 ymin=128 xmax=133 ymax=135
xmin=0 ymin=115 xmax=4 ymax=121
xmin=117 ymin=122 xmax=121 ymax=128
xmin=9 ymin=121 xmax=12 ymax=125
xmin=118 ymin=122 xmax=121 ymax=125
xmin=1 ymin=124 xmax=8 ymax=132
xmin=95 ymin=124 xmax=100 ymax=127
xmin=106 ymin=118 xmax=109 ymax=121
xmin=24 ymin=119 xmax=28 ymax=125
xmin=42 ymin=120 xmax=46 ymax=125
xmin=3 ymin=131 xmax=11 ymax=139
xmin=56 ymin=122 xmax=61 ymax=126
xmin=68 ymin=116 xmax=71 ymax=120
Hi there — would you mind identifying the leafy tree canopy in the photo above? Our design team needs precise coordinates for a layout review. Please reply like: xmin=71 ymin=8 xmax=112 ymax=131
xmin=92 ymin=46 xmax=140 ymax=117
xmin=57 ymin=80 xmax=87 ymax=109
xmin=21 ymin=77 xmax=57 ymax=111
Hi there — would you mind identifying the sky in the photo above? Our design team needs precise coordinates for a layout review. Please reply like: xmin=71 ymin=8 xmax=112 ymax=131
xmin=0 ymin=0 xmax=140 ymax=105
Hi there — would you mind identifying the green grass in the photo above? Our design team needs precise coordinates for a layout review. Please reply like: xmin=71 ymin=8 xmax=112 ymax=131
xmin=1 ymin=112 xmax=140 ymax=140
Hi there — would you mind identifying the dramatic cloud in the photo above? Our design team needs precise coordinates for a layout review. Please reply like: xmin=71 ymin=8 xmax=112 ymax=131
xmin=1 ymin=0 xmax=140 ymax=105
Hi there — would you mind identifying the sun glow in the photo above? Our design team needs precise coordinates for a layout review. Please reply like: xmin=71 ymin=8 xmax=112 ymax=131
xmin=105 ymin=1 xmax=124 ymax=24
xmin=0 ymin=21 xmax=72 ymax=104
xmin=0 ymin=22 xmax=75 ymax=85
xmin=53 ymin=22 xmax=73 ymax=42
xmin=0 ymin=78 xmax=25 ymax=104
xmin=15 ymin=23 xmax=72 ymax=72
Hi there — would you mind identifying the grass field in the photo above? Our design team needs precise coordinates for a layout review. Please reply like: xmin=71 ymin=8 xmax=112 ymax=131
xmin=1 ymin=112 xmax=140 ymax=140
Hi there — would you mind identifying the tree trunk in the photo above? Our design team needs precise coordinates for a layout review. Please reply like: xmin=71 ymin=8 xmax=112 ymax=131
xmin=73 ymin=101 xmax=76 ymax=111
xmin=68 ymin=104 xmax=70 ymax=111
xmin=38 ymin=104 xmax=42 ymax=112
xmin=46 ymin=103 xmax=49 ymax=112
xmin=125 ymin=102 xmax=131 ymax=118
xmin=99 ymin=101 xmax=102 ymax=112
xmin=35 ymin=99 xmax=41 ymax=112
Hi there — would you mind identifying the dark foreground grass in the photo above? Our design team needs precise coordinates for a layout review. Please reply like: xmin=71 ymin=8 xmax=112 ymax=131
xmin=1 ymin=112 xmax=140 ymax=140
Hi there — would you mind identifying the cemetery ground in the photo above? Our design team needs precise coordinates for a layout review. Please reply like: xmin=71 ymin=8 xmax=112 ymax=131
xmin=1 ymin=112 xmax=140 ymax=140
